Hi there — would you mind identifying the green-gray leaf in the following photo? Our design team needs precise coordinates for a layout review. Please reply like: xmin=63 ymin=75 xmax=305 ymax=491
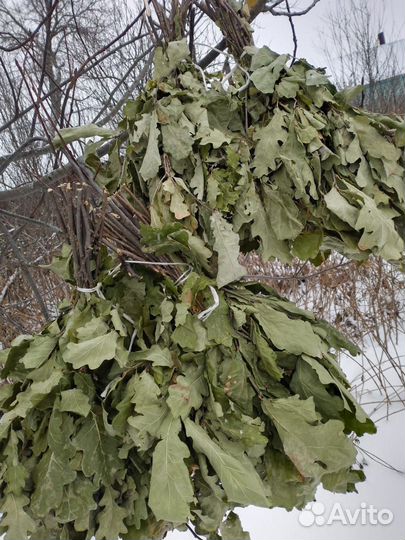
xmin=53 ymin=124 xmax=119 ymax=146
xmin=63 ymin=331 xmax=118 ymax=369
xmin=210 ymin=212 xmax=246 ymax=288
xmin=149 ymin=417 xmax=193 ymax=522
xmin=139 ymin=111 xmax=161 ymax=180
xmin=254 ymin=303 xmax=324 ymax=357
xmin=21 ymin=335 xmax=57 ymax=369
xmin=262 ymin=396 xmax=357 ymax=480
xmin=184 ymin=419 xmax=268 ymax=507
xmin=60 ymin=388 xmax=91 ymax=417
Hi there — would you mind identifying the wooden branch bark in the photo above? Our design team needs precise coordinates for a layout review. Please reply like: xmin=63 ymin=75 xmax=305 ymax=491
xmin=198 ymin=0 xmax=268 ymax=68
xmin=0 ymin=220 xmax=50 ymax=319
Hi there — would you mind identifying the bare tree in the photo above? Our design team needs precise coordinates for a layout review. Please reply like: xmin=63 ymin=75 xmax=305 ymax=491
xmin=0 ymin=0 xmax=152 ymax=342
xmin=0 ymin=0 xmax=152 ymax=189
xmin=321 ymin=0 xmax=405 ymax=113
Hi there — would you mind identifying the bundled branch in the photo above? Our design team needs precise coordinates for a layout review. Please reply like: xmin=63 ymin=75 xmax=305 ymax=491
xmin=0 ymin=3 xmax=404 ymax=540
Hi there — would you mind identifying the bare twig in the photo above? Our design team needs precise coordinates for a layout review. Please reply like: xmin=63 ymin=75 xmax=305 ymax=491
xmin=199 ymin=0 xmax=268 ymax=68
xmin=0 ymin=208 xmax=62 ymax=233
xmin=285 ymin=1 xmax=298 ymax=64
xmin=0 ymin=137 xmax=49 ymax=175
xmin=0 ymin=0 xmax=60 ymax=52
xmin=93 ymin=54 xmax=153 ymax=126
xmin=266 ymin=0 xmax=321 ymax=16
xmin=0 ymin=270 xmax=18 ymax=305
xmin=0 ymin=133 xmax=127 ymax=203
xmin=0 ymin=17 xmax=150 ymax=135
xmin=186 ymin=524 xmax=204 ymax=540
xmin=0 ymin=220 xmax=49 ymax=320
xmin=243 ymin=261 xmax=352 ymax=281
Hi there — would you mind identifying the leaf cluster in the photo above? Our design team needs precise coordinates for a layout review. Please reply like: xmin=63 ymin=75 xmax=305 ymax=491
xmin=1 ymin=38 xmax=400 ymax=540
xmin=0 ymin=274 xmax=374 ymax=539
xmin=77 ymin=39 xmax=405 ymax=284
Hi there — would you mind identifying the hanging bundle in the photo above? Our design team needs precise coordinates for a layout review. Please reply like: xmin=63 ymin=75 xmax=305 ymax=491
xmin=1 ymin=37 xmax=403 ymax=540
xmin=84 ymin=39 xmax=404 ymax=273
xmin=0 ymin=270 xmax=374 ymax=540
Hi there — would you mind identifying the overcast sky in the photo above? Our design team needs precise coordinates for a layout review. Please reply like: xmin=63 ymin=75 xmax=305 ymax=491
xmin=253 ymin=0 xmax=405 ymax=72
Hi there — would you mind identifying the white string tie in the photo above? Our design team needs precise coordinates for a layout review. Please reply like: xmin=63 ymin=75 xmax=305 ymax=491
xmin=107 ymin=263 xmax=122 ymax=278
xmin=194 ymin=64 xmax=208 ymax=90
xmin=174 ymin=266 xmax=193 ymax=286
xmin=198 ymin=286 xmax=220 ymax=321
xmin=122 ymin=313 xmax=136 ymax=325
xmin=129 ymin=328 xmax=138 ymax=352
xmin=77 ymin=283 xmax=105 ymax=299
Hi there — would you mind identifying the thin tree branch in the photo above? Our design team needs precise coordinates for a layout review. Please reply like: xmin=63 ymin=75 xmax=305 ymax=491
xmin=0 ymin=220 xmax=49 ymax=320
xmin=0 ymin=56 xmax=19 ymax=118
xmin=0 ymin=208 xmax=62 ymax=233
xmin=0 ymin=133 xmax=126 ymax=203
xmin=198 ymin=0 xmax=268 ymax=68
xmin=92 ymin=54 xmax=153 ymax=126
xmin=0 ymin=269 xmax=18 ymax=305
xmin=29 ymin=0 xmax=56 ymax=136
xmin=0 ymin=13 xmax=149 ymax=135
xmin=266 ymin=0 xmax=321 ymax=16
xmin=186 ymin=524 xmax=204 ymax=540
xmin=0 ymin=137 xmax=49 ymax=175
xmin=285 ymin=0 xmax=298 ymax=64
xmin=0 ymin=0 xmax=60 ymax=52
xmin=243 ymin=261 xmax=353 ymax=281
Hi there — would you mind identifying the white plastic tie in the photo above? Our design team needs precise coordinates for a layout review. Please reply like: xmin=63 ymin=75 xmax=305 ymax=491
xmin=107 ymin=263 xmax=122 ymax=277
xmin=77 ymin=280 xmax=137 ymax=346
xmin=236 ymin=65 xmax=251 ymax=93
xmin=194 ymin=64 xmax=208 ymax=90
xmin=77 ymin=282 xmax=105 ymax=299
xmin=174 ymin=266 xmax=193 ymax=286
xmin=129 ymin=328 xmax=137 ymax=351
xmin=198 ymin=286 xmax=220 ymax=321
xmin=101 ymin=380 xmax=114 ymax=399
xmin=122 ymin=313 xmax=136 ymax=325
xmin=193 ymin=43 xmax=250 ymax=93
